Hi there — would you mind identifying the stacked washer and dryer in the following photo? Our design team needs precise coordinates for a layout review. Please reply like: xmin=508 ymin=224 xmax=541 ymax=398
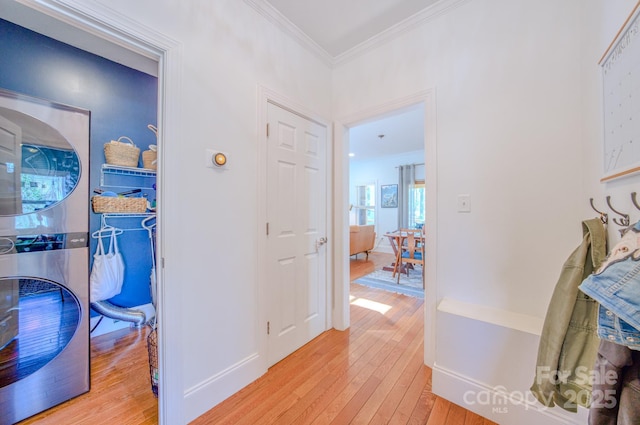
xmin=0 ymin=89 xmax=90 ymax=424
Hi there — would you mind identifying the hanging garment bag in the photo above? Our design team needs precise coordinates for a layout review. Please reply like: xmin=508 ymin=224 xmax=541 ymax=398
xmin=90 ymin=228 xmax=125 ymax=302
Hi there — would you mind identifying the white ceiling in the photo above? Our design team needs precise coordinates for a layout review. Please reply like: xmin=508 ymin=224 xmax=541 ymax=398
xmin=265 ymin=0 xmax=440 ymax=57
xmin=348 ymin=104 xmax=425 ymax=161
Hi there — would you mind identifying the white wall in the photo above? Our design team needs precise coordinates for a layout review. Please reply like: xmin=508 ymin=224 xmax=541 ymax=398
xmin=349 ymin=150 xmax=425 ymax=252
xmin=336 ymin=0 xmax=586 ymax=316
xmin=84 ymin=0 xmax=333 ymax=422
xmin=335 ymin=0 xmax=637 ymax=424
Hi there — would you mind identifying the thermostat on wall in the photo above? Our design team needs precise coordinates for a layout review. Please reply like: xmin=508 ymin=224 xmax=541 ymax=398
xmin=205 ymin=149 xmax=229 ymax=170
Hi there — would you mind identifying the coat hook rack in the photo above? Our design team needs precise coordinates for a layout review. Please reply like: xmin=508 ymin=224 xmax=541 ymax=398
xmin=632 ymin=192 xmax=640 ymax=211
xmin=606 ymin=196 xmax=630 ymax=227
xmin=589 ymin=198 xmax=608 ymax=224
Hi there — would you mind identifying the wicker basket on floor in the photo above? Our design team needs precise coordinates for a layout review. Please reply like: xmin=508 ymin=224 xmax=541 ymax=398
xmin=91 ymin=196 xmax=147 ymax=213
xmin=147 ymin=327 xmax=158 ymax=397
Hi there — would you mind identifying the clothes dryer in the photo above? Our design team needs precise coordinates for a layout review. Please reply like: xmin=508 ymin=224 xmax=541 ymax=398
xmin=0 ymin=89 xmax=89 ymax=424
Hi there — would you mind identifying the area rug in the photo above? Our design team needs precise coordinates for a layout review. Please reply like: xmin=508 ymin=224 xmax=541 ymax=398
xmin=353 ymin=268 xmax=424 ymax=298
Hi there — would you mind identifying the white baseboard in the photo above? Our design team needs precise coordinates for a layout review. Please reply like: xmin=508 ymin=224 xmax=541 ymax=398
xmin=373 ymin=243 xmax=393 ymax=254
xmin=432 ymin=365 xmax=588 ymax=425
xmin=184 ymin=352 xmax=265 ymax=423
xmin=89 ymin=302 xmax=156 ymax=337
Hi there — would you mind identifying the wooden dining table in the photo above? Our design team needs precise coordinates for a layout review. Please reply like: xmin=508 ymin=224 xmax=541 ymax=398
xmin=383 ymin=230 xmax=425 ymax=276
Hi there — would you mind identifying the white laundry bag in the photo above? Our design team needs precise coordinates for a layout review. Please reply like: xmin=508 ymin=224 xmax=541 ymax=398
xmin=90 ymin=228 xmax=125 ymax=302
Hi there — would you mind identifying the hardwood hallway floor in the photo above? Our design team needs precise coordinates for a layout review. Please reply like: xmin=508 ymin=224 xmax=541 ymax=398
xmin=195 ymin=252 xmax=497 ymax=425
xmin=19 ymin=324 xmax=158 ymax=425
xmin=16 ymin=252 xmax=496 ymax=424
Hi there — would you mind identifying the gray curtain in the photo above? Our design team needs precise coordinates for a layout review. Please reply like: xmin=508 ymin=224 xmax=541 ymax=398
xmin=397 ymin=164 xmax=416 ymax=229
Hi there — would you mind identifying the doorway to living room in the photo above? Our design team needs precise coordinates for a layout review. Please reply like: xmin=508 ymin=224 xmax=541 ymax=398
xmin=333 ymin=89 xmax=437 ymax=365
xmin=347 ymin=104 xmax=425 ymax=298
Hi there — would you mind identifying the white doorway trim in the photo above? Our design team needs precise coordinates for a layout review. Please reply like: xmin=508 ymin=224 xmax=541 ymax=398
xmin=334 ymin=89 xmax=437 ymax=365
xmin=257 ymin=85 xmax=334 ymax=368
xmin=3 ymin=1 xmax=183 ymax=423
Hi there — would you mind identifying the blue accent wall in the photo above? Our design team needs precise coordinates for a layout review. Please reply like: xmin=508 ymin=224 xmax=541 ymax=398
xmin=0 ymin=18 xmax=158 ymax=310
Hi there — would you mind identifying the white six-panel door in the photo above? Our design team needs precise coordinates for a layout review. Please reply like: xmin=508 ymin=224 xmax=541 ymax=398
xmin=266 ymin=102 xmax=327 ymax=366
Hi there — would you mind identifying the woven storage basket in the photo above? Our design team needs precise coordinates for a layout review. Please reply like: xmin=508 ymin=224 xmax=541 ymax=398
xmin=142 ymin=150 xmax=157 ymax=170
xmin=147 ymin=328 xmax=158 ymax=397
xmin=104 ymin=136 xmax=140 ymax=167
xmin=92 ymin=196 xmax=147 ymax=213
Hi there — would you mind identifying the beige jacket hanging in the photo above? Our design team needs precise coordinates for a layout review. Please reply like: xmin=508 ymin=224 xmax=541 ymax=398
xmin=530 ymin=218 xmax=607 ymax=412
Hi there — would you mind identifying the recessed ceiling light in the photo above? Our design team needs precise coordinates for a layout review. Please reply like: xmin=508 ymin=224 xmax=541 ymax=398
xmin=348 ymin=153 xmax=355 ymax=157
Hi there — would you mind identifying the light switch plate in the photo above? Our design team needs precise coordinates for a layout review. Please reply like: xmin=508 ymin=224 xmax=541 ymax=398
xmin=457 ymin=194 xmax=471 ymax=212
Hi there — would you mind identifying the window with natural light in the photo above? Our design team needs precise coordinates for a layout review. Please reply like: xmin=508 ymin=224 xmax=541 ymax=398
xmin=411 ymin=181 xmax=425 ymax=228
xmin=352 ymin=183 xmax=375 ymax=226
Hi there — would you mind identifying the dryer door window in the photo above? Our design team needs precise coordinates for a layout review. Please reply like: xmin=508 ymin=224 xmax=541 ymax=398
xmin=0 ymin=107 xmax=81 ymax=216
xmin=0 ymin=278 xmax=81 ymax=388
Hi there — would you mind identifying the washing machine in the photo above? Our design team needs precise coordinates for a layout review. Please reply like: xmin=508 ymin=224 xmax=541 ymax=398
xmin=0 ymin=88 xmax=90 ymax=424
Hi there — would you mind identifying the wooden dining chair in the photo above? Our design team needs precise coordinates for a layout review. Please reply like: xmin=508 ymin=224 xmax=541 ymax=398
xmin=395 ymin=228 xmax=424 ymax=286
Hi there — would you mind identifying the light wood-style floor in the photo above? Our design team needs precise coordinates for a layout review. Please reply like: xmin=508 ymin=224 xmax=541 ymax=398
xmin=18 ymin=324 xmax=158 ymax=425
xmin=195 ymin=252 xmax=496 ymax=425
xmin=16 ymin=252 xmax=496 ymax=424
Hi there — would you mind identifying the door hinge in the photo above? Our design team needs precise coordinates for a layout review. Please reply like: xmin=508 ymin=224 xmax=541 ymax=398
xmin=267 ymin=321 xmax=270 ymax=335
xmin=266 ymin=222 xmax=269 ymax=235
xmin=266 ymin=123 xmax=269 ymax=138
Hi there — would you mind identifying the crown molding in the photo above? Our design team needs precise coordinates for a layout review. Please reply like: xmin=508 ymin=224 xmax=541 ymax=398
xmin=245 ymin=0 xmax=470 ymax=68
xmin=333 ymin=0 xmax=471 ymax=66
xmin=243 ymin=0 xmax=334 ymax=67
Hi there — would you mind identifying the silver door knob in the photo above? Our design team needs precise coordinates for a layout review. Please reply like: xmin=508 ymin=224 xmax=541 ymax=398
xmin=315 ymin=237 xmax=328 ymax=252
